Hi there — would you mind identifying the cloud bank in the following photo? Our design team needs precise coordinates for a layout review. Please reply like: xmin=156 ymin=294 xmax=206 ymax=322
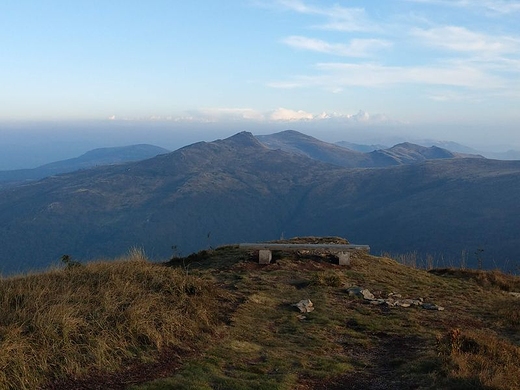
xmin=110 ymin=108 xmax=394 ymax=125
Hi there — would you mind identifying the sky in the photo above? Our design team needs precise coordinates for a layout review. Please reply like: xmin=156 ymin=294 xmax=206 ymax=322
xmin=1 ymin=0 xmax=520 ymax=168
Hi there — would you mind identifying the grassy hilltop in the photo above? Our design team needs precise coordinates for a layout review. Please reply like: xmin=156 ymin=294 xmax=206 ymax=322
xmin=1 ymin=239 xmax=520 ymax=389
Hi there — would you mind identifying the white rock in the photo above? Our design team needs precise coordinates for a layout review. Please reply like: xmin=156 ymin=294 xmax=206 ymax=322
xmin=293 ymin=299 xmax=314 ymax=313
xmin=361 ymin=289 xmax=375 ymax=300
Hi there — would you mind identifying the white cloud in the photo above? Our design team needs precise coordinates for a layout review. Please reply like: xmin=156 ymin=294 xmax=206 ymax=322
xmin=163 ymin=107 xmax=395 ymax=125
xmin=403 ymin=0 xmax=520 ymax=14
xmin=275 ymin=0 xmax=380 ymax=32
xmin=183 ymin=108 xmax=265 ymax=122
xmin=425 ymin=90 xmax=479 ymax=102
xmin=277 ymin=0 xmax=312 ymax=13
xmin=266 ymin=2 xmax=519 ymax=98
xmin=482 ymin=0 xmax=520 ymax=13
xmin=315 ymin=5 xmax=380 ymax=32
xmin=270 ymin=61 xmax=503 ymax=89
xmin=269 ymin=107 xmax=314 ymax=121
xmin=350 ymin=110 xmax=371 ymax=122
xmin=282 ymin=36 xmax=392 ymax=57
xmin=412 ymin=26 xmax=520 ymax=55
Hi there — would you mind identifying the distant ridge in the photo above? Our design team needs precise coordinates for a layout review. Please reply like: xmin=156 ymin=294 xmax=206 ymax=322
xmin=256 ymin=130 xmax=370 ymax=167
xmin=335 ymin=140 xmax=388 ymax=153
xmin=257 ymin=130 xmax=472 ymax=167
xmin=0 ymin=144 xmax=169 ymax=187
xmin=367 ymin=142 xmax=457 ymax=166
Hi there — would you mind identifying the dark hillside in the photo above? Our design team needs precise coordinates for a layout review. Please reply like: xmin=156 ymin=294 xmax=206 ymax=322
xmin=256 ymin=130 xmax=371 ymax=167
xmin=258 ymin=130 xmax=471 ymax=168
xmin=0 ymin=132 xmax=342 ymax=273
xmin=0 ymin=132 xmax=519 ymax=274
xmin=288 ymin=158 xmax=520 ymax=268
xmin=367 ymin=142 xmax=457 ymax=166
xmin=0 ymin=144 xmax=169 ymax=187
xmin=335 ymin=140 xmax=388 ymax=152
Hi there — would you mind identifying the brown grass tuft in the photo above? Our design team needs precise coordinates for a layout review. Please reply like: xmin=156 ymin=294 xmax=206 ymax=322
xmin=429 ymin=268 xmax=520 ymax=292
xmin=0 ymin=254 xmax=221 ymax=390
xmin=437 ymin=328 xmax=520 ymax=389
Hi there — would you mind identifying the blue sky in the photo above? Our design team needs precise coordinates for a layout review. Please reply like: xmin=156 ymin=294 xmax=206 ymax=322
xmin=1 ymin=0 xmax=520 ymax=156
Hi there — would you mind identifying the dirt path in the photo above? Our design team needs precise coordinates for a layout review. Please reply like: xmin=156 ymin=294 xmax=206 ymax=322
xmin=41 ymin=347 xmax=197 ymax=390
xmin=302 ymin=333 xmax=431 ymax=390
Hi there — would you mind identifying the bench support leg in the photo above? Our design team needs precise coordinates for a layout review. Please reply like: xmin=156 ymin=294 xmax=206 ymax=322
xmin=259 ymin=249 xmax=272 ymax=264
xmin=337 ymin=252 xmax=351 ymax=266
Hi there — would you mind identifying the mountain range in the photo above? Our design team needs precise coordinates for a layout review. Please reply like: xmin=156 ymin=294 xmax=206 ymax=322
xmin=257 ymin=130 xmax=474 ymax=167
xmin=0 ymin=131 xmax=519 ymax=275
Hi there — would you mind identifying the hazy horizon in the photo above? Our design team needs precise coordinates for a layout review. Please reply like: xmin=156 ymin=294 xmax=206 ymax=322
xmin=1 ymin=119 xmax=519 ymax=170
xmin=1 ymin=0 xmax=519 ymax=168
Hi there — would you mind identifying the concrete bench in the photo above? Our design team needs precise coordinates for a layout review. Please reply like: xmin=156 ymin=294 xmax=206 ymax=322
xmin=238 ymin=243 xmax=370 ymax=265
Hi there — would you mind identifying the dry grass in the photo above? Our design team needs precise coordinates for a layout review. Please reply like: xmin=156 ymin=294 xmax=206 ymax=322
xmin=2 ymin=241 xmax=520 ymax=389
xmin=0 ymin=250 xmax=221 ymax=390
xmin=140 ymin=248 xmax=520 ymax=390
xmin=437 ymin=328 xmax=520 ymax=389
xmin=429 ymin=268 xmax=520 ymax=292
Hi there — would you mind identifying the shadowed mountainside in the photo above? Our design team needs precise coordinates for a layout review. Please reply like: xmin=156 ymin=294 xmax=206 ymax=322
xmin=335 ymin=140 xmax=388 ymax=152
xmin=256 ymin=130 xmax=371 ymax=167
xmin=0 ymin=144 xmax=169 ymax=187
xmin=367 ymin=142 xmax=458 ymax=166
xmin=0 ymin=131 xmax=519 ymax=274
xmin=257 ymin=130 xmax=473 ymax=167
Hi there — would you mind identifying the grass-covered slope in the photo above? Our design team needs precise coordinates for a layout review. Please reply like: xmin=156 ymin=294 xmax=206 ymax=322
xmin=0 ymin=249 xmax=226 ymax=390
xmin=1 ymin=240 xmax=520 ymax=389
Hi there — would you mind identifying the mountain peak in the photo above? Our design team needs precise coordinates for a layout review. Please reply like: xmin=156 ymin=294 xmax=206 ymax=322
xmin=401 ymin=142 xmax=455 ymax=158
xmin=220 ymin=131 xmax=267 ymax=149
xmin=266 ymin=130 xmax=317 ymax=142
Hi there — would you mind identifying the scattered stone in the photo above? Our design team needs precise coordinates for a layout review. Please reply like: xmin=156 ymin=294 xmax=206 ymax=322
xmin=297 ymin=314 xmax=307 ymax=320
xmin=509 ymin=292 xmax=520 ymax=298
xmin=384 ymin=298 xmax=395 ymax=307
xmin=422 ymin=303 xmax=445 ymax=311
xmin=347 ymin=287 xmax=375 ymax=300
xmin=395 ymin=299 xmax=422 ymax=308
xmin=293 ymin=299 xmax=314 ymax=313
xmin=347 ymin=286 xmax=443 ymax=311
